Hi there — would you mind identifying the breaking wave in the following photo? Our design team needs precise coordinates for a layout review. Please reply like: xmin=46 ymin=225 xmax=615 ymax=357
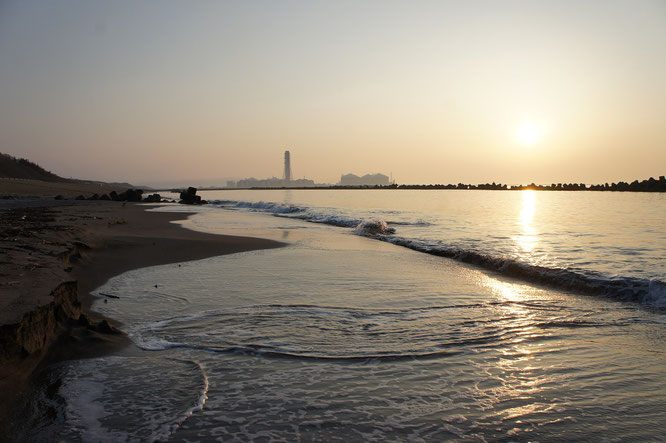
xmin=209 ymin=199 xmax=666 ymax=307
xmin=385 ymin=237 xmax=666 ymax=306
xmin=353 ymin=220 xmax=396 ymax=236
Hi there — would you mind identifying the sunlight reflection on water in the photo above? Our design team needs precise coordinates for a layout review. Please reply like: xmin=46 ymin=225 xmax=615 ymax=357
xmin=516 ymin=189 xmax=538 ymax=255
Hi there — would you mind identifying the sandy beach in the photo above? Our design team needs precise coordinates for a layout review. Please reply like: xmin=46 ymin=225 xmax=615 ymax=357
xmin=0 ymin=178 xmax=124 ymax=198
xmin=0 ymin=198 xmax=284 ymax=436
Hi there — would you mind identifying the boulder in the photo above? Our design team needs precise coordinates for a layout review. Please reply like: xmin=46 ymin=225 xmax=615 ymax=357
xmin=116 ymin=189 xmax=143 ymax=202
xmin=99 ymin=194 xmax=110 ymax=201
xmin=179 ymin=187 xmax=202 ymax=204
xmin=91 ymin=319 xmax=120 ymax=335
xmin=126 ymin=189 xmax=143 ymax=202
xmin=143 ymin=193 xmax=162 ymax=203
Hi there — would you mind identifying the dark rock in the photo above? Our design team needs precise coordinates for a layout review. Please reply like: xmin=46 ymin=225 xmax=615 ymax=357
xmin=54 ymin=195 xmax=64 ymax=200
xmin=78 ymin=314 xmax=90 ymax=327
xmin=46 ymin=378 xmax=62 ymax=398
xmin=10 ymin=282 xmax=81 ymax=356
xmin=143 ymin=193 xmax=162 ymax=203
xmin=116 ymin=189 xmax=143 ymax=202
xmin=88 ymin=194 xmax=99 ymax=200
xmin=126 ymin=189 xmax=143 ymax=202
xmin=99 ymin=194 xmax=110 ymax=201
xmin=179 ymin=187 xmax=202 ymax=204
xmin=75 ymin=195 xmax=85 ymax=200
xmin=109 ymin=191 xmax=119 ymax=201
xmin=93 ymin=320 xmax=119 ymax=335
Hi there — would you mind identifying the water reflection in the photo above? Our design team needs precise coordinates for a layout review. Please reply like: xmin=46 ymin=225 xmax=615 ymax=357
xmin=282 ymin=189 xmax=293 ymax=205
xmin=480 ymin=273 xmax=559 ymax=431
xmin=515 ymin=190 xmax=538 ymax=254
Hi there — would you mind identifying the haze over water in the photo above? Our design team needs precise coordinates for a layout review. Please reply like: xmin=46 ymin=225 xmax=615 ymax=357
xmin=2 ymin=1 xmax=665 ymax=185
xmin=19 ymin=190 xmax=666 ymax=441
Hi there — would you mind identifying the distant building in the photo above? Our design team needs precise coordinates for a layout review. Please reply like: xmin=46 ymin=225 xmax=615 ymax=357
xmin=339 ymin=173 xmax=390 ymax=186
xmin=284 ymin=151 xmax=292 ymax=181
xmin=232 ymin=150 xmax=317 ymax=188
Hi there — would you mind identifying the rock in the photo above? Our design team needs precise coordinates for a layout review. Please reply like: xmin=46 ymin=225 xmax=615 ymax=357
xmin=125 ymin=189 xmax=143 ymax=202
xmin=114 ymin=189 xmax=142 ymax=202
xmin=93 ymin=320 xmax=119 ymax=335
xmin=143 ymin=193 xmax=162 ymax=203
xmin=75 ymin=195 xmax=85 ymax=200
xmin=99 ymin=194 xmax=110 ymax=201
xmin=54 ymin=195 xmax=64 ymax=200
xmin=179 ymin=187 xmax=202 ymax=204
xmin=77 ymin=314 xmax=90 ymax=327
xmin=109 ymin=191 xmax=119 ymax=201
xmin=9 ymin=281 xmax=81 ymax=356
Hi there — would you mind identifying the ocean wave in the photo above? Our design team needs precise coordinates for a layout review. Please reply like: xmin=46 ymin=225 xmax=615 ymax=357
xmin=128 ymin=302 xmax=631 ymax=362
xmin=134 ymin=339 xmax=462 ymax=362
xmin=387 ymin=220 xmax=433 ymax=226
xmin=233 ymin=200 xmax=304 ymax=214
xmin=353 ymin=220 xmax=396 ymax=236
xmin=385 ymin=236 xmax=665 ymax=306
xmin=210 ymin=199 xmax=665 ymax=307
xmin=282 ymin=212 xmax=361 ymax=227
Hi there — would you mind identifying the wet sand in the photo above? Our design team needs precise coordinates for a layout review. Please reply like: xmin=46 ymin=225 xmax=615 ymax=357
xmin=0 ymin=199 xmax=284 ymax=436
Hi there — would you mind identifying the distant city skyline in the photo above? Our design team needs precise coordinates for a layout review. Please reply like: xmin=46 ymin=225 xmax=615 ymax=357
xmin=1 ymin=1 xmax=665 ymax=186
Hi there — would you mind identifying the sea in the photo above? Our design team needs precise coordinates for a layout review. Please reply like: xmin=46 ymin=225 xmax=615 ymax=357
xmin=19 ymin=190 xmax=666 ymax=442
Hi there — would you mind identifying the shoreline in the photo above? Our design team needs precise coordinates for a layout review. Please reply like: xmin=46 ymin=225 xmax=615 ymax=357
xmin=0 ymin=200 xmax=285 ymax=436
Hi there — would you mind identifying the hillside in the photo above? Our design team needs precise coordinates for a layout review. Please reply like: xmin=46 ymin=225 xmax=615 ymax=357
xmin=0 ymin=153 xmax=68 ymax=182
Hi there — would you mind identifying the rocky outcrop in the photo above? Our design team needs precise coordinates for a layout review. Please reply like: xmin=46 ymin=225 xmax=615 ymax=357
xmin=0 ymin=281 xmax=81 ymax=359
xmin=0 ymin=280 xmax=123 ymax=364
xmin=117 ymin=189 xmax=143 ymax=202
xmin=109 ymin=189 xmax=143 ymax=202
xmin=179 ymin=187 xmax=203 ymax=204
xmin=143 ymin=193 xmax=162 ymax=203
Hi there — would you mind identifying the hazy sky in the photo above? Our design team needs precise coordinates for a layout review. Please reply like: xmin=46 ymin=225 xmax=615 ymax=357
xmin=1 ymin=0 xmax=665 ymax=186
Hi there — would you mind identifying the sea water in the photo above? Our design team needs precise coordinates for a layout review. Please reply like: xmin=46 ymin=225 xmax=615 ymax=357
xmin=21 ymin=190 xmax=666 ymax=441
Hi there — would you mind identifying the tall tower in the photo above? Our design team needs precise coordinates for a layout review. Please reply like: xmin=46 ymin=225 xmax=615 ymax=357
xmin=283 ymin=150 xmax=292 ymax=181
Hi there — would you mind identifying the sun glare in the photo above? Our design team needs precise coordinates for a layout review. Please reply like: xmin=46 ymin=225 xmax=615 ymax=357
xmin=518 ymin=124 xmax=540 ymax=146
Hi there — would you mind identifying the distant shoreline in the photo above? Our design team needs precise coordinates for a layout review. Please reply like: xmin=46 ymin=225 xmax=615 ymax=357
xmin=162 ymin=175 xmax=666 ymax=193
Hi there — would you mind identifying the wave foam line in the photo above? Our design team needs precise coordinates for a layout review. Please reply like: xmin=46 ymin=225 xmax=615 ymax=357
xmin=150 ymin=359 xmax=209 ymax=442
xmin=209 ymin=199 xmax=666 ymax=307
xmin=386 ymin=236 xmax=666 ymax=306
xmin=209 ymin=199 xmax=427 ymax=228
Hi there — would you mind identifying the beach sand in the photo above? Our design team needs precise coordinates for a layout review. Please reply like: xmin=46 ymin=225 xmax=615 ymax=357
xmin=0 ymin=178 xmax=126 ymax=198
xmin=0 ymin=199 xmax=284 ymax=435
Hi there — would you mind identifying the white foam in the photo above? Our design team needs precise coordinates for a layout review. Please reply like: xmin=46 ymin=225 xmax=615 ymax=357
xmin=150 ymin=359 xmax=209 ymax=442
xmin=353 ymin=220 xmax=396 ymax=236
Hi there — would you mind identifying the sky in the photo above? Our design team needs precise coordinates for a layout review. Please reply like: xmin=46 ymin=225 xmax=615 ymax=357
xmin=1 ymin=0 xmax=665 ymax=186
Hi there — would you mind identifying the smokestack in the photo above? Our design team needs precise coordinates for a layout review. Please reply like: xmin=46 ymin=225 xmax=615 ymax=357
xmin=284 ymin=150 xmax=292 ymax=181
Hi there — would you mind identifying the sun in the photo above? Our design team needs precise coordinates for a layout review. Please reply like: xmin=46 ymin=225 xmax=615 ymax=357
xmin=518 ymin=124 xmax=540 ymax=146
